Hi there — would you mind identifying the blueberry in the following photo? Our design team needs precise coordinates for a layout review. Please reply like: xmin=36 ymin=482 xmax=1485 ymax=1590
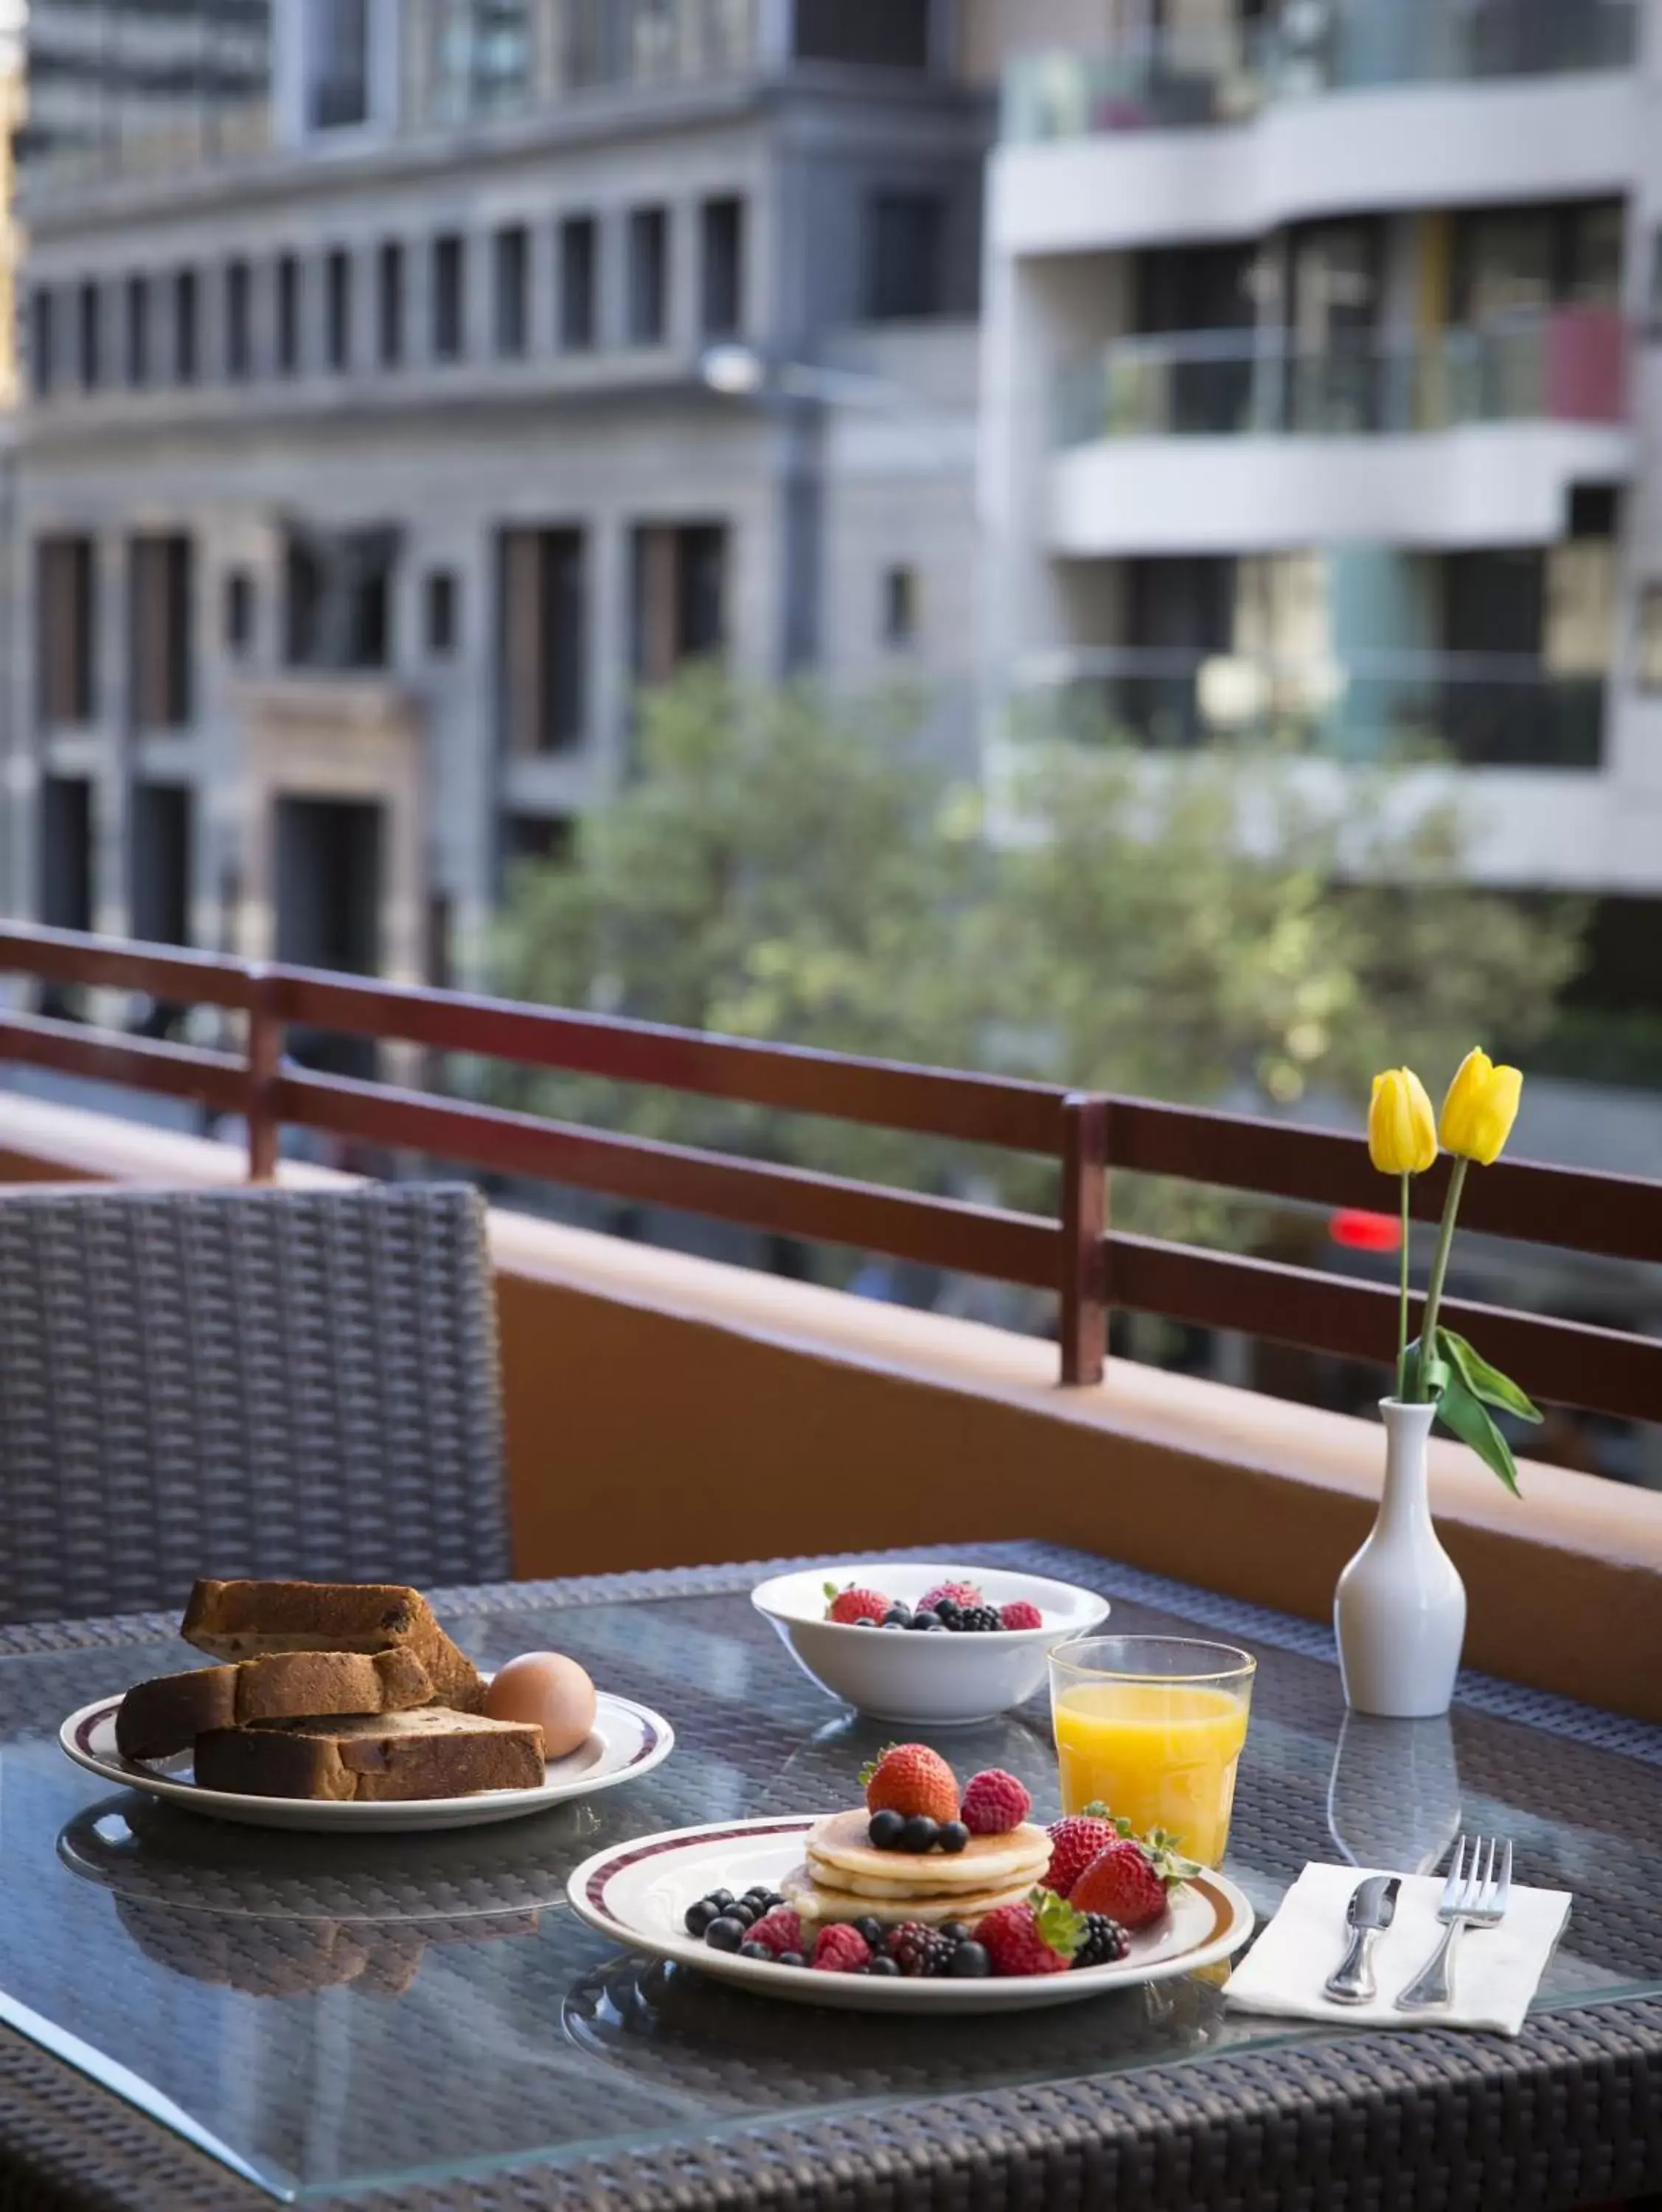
xmin=704 ymin=1916 xmax=747 ymax=1952
xmin=935 ymin=1598 xmax=961 ymax=1623
xmin=855 ymin=1615 xmax=877 ymax=1627
xmin=777 ymin=1950 xmax=805 ymax=1968
xmin=938 ymin=1822 xmax=970 ymax=1855
xmin=725 ymin=1902 xmax=756 ymax=1928
xmin=709 ymin=1890 xmax=734 ymax=1910
xmin=948 ymin=1941 xmax=990 ymax=1978
xmin=685 ymin=1899 xmax=720 ymax=1936
xmin=910 ymin=1608 xmax=941 ymax=1631
xmin=900 ymin=1815 xmax=939 ymax=1852
xmin=855 ymin=1916 xmax=885 ymax=1948
xmin=868 ymin=1809 xmax=906 ymax=1850
xmin=868 ymin=1954 xmax=900 ymax=1976
xmin=740 ymin=1941 xmax=773 ymax=1961
xmin=744 ymin=1887 xmax=773 ymax=1905
xmin=883 ymin=1604 xmax=911 ymax=1627
xmin=939 ymin=1921 xmax=970 ymax=1943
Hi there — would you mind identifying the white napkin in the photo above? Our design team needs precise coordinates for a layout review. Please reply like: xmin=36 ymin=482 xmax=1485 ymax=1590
xmin=1226 ymin=1863 xmax=1571 ymax=2037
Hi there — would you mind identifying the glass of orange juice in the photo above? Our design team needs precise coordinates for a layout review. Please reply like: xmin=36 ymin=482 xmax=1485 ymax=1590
xmin=1049 ymin=1636 xmax=1256 ymax=1867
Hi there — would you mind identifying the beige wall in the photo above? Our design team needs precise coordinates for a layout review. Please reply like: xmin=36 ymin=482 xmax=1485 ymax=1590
xmin=959 ymin=0 xmax=1122 ymax=83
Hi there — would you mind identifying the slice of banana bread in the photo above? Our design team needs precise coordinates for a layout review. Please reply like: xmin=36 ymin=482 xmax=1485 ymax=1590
xmin=116 ymin=1647 xmax=434 ymax=1762
xmin=193 ymin=1707 xmax=546 ymax=1803
xmin=180 ymin=1579 xmax=484 ymax=1712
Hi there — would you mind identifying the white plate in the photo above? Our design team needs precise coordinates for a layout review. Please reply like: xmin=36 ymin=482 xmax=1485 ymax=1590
xmin=60 ymin=1688 xmax=675 ymax=1832
xmin=569 ymin=1816 xmax=1254 ymax=2011
xmin=752 ymin=1561 xmax=1111 ymax=1725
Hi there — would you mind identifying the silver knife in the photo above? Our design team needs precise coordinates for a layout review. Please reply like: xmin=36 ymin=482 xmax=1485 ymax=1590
xmin=1324 ymin=1875 xmax=1400 ymax=2004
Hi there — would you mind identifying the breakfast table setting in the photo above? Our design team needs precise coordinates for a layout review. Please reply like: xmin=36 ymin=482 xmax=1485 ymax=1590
xmin=0 ymin=1539 xmax=1653 ymax=2212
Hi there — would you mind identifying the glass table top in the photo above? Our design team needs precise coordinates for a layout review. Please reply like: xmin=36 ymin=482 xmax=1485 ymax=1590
xmin=0 ymin=1569 xmax=1657 ymax=2202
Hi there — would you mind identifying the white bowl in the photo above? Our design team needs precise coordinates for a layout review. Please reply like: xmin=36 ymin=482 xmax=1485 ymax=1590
xmin=751 ymin=1561 xmax=1110 ymax=1726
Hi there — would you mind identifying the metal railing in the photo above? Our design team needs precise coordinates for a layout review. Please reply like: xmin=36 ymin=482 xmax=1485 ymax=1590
xmin=1012 ymin=648 xmax=1606 ymax=771
xmin=1054 ymin=314 xmax=1629 ymax=448
xmin=1004 ymin=0 xmax=1638 ymax=141
xmin=0 ymin=924 xmax=1658 ymax=1425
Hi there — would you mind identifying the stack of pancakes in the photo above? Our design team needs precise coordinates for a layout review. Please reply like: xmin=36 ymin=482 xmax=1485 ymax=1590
xmin=782 ymin=1809 xmax=1052 ymax=1927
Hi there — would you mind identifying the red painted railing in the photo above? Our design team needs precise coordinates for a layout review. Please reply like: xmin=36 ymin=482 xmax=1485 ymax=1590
xmin=1 ymin=922 xmax=1659 ymax=1421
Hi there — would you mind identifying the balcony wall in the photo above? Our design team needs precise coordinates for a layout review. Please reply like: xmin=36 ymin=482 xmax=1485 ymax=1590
xmin=0 ymin=1087 xmax=1657 ymax=1722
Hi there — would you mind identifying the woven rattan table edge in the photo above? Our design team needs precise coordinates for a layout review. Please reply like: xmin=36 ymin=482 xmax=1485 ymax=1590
xmin=1 ymin=1551 xmax=1658 ymax=2212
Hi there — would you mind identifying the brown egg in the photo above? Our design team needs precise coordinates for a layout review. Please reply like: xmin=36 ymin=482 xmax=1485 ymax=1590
xmin=484 ymin=1652 xmax=597 ymax=1761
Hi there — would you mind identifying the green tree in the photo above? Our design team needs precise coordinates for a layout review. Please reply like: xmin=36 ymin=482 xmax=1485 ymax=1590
xmin=493 ymin=670 xmax=1582 ymax=1250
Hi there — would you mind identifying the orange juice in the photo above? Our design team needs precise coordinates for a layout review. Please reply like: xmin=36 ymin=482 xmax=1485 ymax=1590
xmin=1053 ymin=1681 xmax=1249 ymax=1866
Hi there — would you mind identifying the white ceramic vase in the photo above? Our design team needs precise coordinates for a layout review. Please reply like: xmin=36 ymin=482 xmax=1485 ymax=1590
xmin=1334 ymin=1398 xmax=1466 ymax=1718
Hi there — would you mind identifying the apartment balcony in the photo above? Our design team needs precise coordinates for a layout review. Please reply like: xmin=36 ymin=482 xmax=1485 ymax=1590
xmin=992 ymin=6 xmax=1638 ymax=257
xmin=1047 ymin=316 xmax=1631 ymax=555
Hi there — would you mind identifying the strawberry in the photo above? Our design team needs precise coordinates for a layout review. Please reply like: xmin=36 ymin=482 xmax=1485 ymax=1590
xmin=1044 ymin=1803 xmax=1127 ymax=1899
xmin=1070 ymin=1830 xmax=1199 ymax=1931
xmin=824 ymin=1582 xmax=892 ymax=1625
xmin=810 ymin=1923 xmax=872 ymax=1973
xmin=977 ymin=1887 xmax=1085 ymax=1977
xmin=859 ymin=1742 xmax=959 ymax=1826
xmin=960 ymin=1768 xmax=1031 ymax=1836
xmin=747 ymin=1908 xmax=805 ymax=1959
xmin=918 ymin=1579 xmax=983 ymax=1615
xmin=999 ymin=1601 xmax=1043 ymax=1631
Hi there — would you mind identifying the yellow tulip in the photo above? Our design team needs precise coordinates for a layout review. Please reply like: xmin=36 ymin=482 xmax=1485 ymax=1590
xmin=1368 ymin=1067 xmax=1438 ymax=1176
xmin=1439 ymin=1047 xmax=1523 ymax=1166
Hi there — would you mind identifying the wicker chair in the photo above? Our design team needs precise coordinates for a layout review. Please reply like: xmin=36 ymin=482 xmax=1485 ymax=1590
xmin=0 ymin=1183 xmax=511 ymax=1623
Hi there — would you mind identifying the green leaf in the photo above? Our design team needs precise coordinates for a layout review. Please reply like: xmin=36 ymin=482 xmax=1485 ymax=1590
xmin=1436 ymin=1329 xmax=1543 ymax=1424
xmin=1399 ymin=1336 xmax=1449 ymax=1405
xmin=1436 ymin=1374 xmax=1523 ymax=1497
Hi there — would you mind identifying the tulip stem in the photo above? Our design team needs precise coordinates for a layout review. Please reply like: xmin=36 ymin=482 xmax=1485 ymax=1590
xmin=1413 ymin=1156 xmax=1468 ymax=1401
xmin=1396 ymin=1173 xmax=1411 ymax=1399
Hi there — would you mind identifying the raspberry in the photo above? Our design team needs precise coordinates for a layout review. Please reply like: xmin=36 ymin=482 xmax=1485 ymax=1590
xmin=1069 ymin=1840 xmax=1169 ymax=1930
xmin=824 ymin=1582 xmax=892 ymax=1625
xmin=747 ymin=1908 xmax=805 ymax=1959
xmin=918 ymin=1580 xmax=983 ymax=1615
xmin=960 ymin=1769 xmax=1032 ymax=1836
xmin=888 ymin=1922 xmax=956 ymax=1978
xmin=999 ymin=1601 xmax=1043 ymax=1631
xmin=810 ymin=1923 xmax=872 ymax=1973
xmin=978 ymin=1888 xmax=1085 ymax=1978
xmin=860 ymin=1743 xmax=960 ymax=1826
xmin=1073 ymin=1912 xmax=1130 ymax=1968
xmin=1045 ymin=1805 xmax=1124 ymax=1899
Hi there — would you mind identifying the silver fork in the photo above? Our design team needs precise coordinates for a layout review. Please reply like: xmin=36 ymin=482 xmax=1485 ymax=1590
xmin=1394 ymin=1833 xmax=1512 ymax=2011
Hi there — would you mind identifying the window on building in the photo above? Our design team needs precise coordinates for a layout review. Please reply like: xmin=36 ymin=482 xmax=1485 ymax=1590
xmin=1638 ymin=585 xmax=1662 ymax=692
xmin=1453 ymin=198 xmax=1624 ymax=324
xmin=130 ymin=534 xmax=195 ymax=731
xmin=32 ymin=289 xmax=55 ymax=398
xmin=433 ymin=233 xmax=465 ymax=361
xmin=225 ymin=260 xmax=252 ymax=380
xmin=495 ymin=223 xmax=529 ymax=357
xmin=499 ymin=527 xmax=587 ymax=752
xmin=632 ymin=522 xmax=726 ymax=682
xmin=125 ymin=276 xmax=150 ymax=386
xmin=627 ymin=206 xmax=668 ymax=345
xmin=503 ymin=813 xmax=574 ymax=867
xmin=277 ymin=252 xmax=301 ymax=375
xmin=224 ymin=568 xmax=255 ymax=656
xmin=423 ymin=0 xmax=534 ymax=122
xmin=307 ymin=0 xmax=372 ymax=131
xmin=326 ymin=246 xmax=352 ymax=371
xmin=35 ymin=536 xmax=96 ymax=725
xmin=378 ymin=240 xmax=403 ymax=366
xmin=558 ymin=215 xmax=597 ymax=349
xmin=285 ymin=526 xmax=399 ymax=670
xmin=882 ymin=564 xmax=919 ymax=647
xmin=793 ymin=0 xmax=932 ymax=68
xmin=700 ymin=196 xmax=744 ymax=338
xmin=40 ymin=776 xmax=94 ymax=933
xmin=174 ymin=268 xmax=199 ymax=383
xmin=425 ymin=568 xmax=459 ymax=655
xmin=77 ymin=280 xmax=101 ymax=390
xmin=866 ymin=192 xmax=944 ymax=321
xmin=130 ymin=784 xmax=194 ymax=947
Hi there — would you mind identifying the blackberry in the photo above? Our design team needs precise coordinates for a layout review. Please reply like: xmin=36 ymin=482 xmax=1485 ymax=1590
xmin=953 ymin=1605 xmax=1003 ymax=1633
xmin=1074 ymin=1913 xmax=1130 ymax=1968
xmin=888 ymin=1923 xmax=957 ymax=1978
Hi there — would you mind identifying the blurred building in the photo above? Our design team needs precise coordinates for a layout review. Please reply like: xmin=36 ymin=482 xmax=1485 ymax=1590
xmin=10 ymin=0 xmax=989 ymax=993
xmin=983 ymin=0 xmax=1658 ymax=940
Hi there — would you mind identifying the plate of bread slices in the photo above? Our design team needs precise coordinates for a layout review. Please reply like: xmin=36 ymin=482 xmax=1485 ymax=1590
xmin=60 ymin=1578 xmax=675 ymax=1831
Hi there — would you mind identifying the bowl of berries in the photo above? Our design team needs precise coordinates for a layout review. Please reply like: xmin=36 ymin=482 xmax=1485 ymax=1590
xmin=749 ymin=1562 xmax=1110 ymax=1725
xmin=566 ymin=1743 xmax=1252 ymax=2012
